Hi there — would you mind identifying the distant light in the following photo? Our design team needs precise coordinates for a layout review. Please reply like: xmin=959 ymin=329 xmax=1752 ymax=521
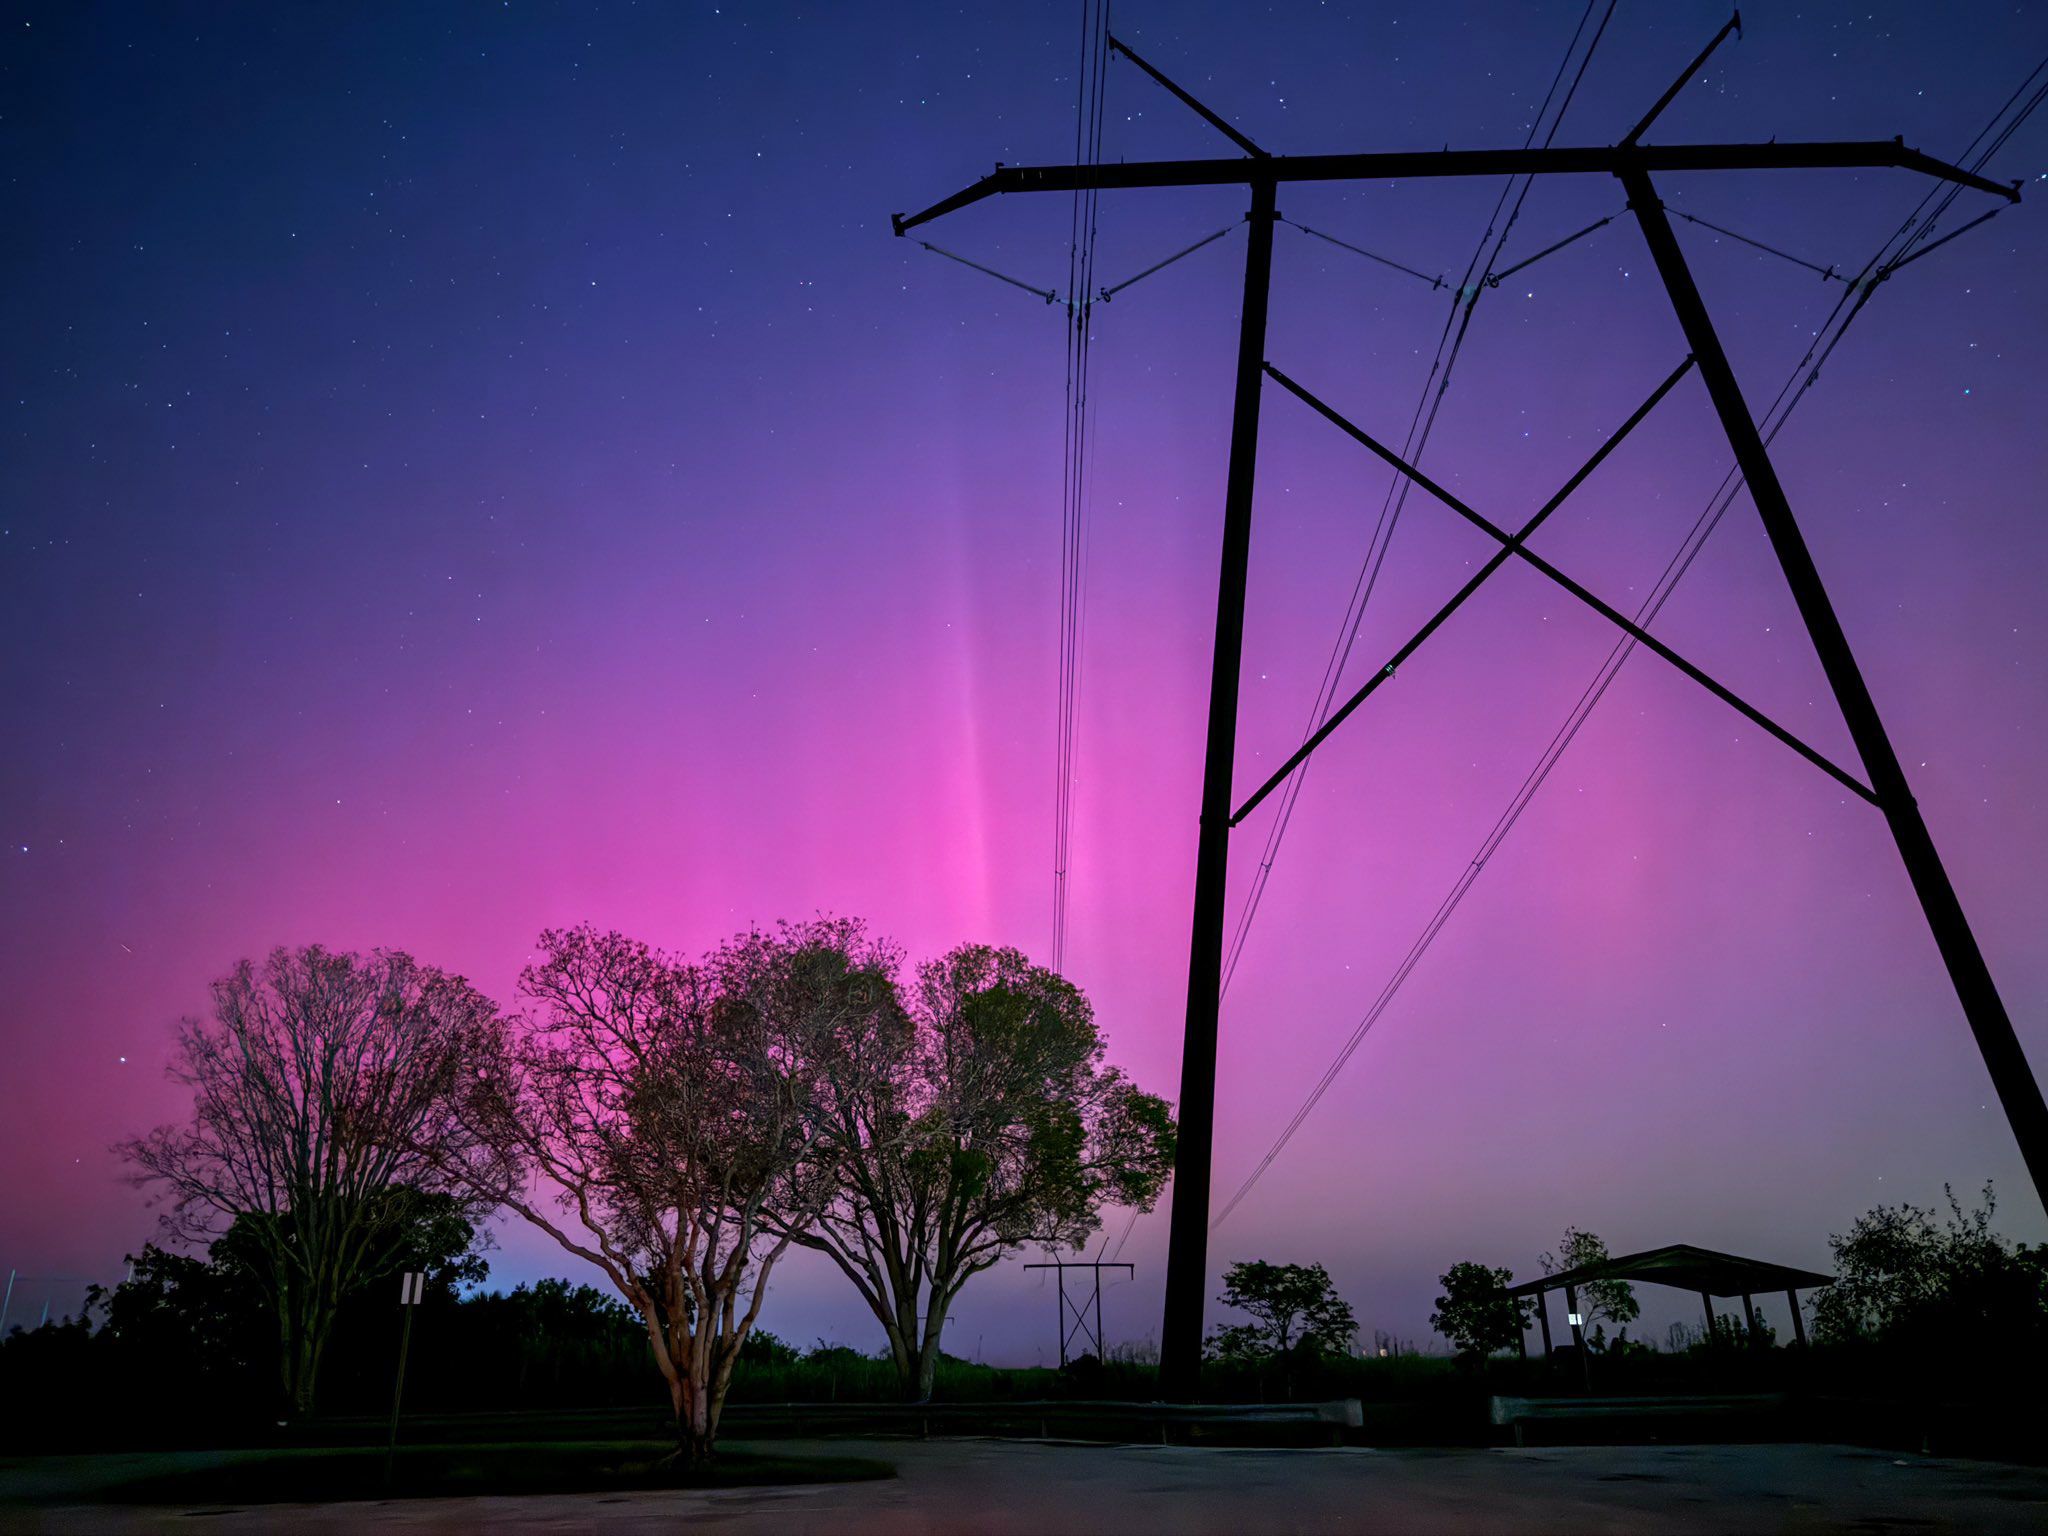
xmin=1377 ymin=1348 xmax=1388 ymax=1358
xmin=1568 ymin=1312 xmax=1584 ymax=1327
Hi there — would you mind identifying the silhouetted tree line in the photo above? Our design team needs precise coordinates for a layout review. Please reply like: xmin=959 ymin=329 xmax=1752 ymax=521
xmin=14 ymin=924 xmax=1175 ymax=1462
xmin=0 ymin=1225 xmax=863 ymax=1450
xmin=1425 ymin=1200 xmax=2048 ymax=1409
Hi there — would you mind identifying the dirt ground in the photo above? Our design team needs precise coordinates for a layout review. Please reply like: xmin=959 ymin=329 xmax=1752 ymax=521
xmin=7 ymin=1437 xmax=2048 ymax=1533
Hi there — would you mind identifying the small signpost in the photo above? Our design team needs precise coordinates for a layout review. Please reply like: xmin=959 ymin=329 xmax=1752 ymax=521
xmin=384 ymin=1271 xmax=426 ymax=1484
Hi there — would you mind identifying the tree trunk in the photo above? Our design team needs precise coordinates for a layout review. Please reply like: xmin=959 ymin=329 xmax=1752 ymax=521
xmin=915 ymin=1342 xmax=942 ymax=1402
xmin=889 ymin=1298 xmax=923 ymax=1402
xmin=280 ymin=1301 xmax=326 ymax=1421
xmin=883 ymin=1331 xmax=913 ymax=1398
xmin=291 ymin=1342 xmax=319 ymax=1419
xmin=670 ymin=1374 xmax=716 ymax=1467
xmin=915 ymin=1315 xmax=947 ymax=1402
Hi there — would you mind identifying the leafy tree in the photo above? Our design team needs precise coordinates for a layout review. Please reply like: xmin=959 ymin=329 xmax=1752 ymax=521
xmin=437 ymin=1279 xmax=650 ymax=1408
xmin=436 ymin=921 xmax=898 ymax=1463
xmin=120 ymin=946 xmax=503 ymax=1416
xmin=86 ymin=1196 xmax=486 ymax=1418
xmin=1204 ymin=1261 xmax=1356 ymax=1363
xmin=1540 ymin=1227 xmax=1640 ymax=1338
xmin=86 ymin=1242 xmax=262 ymax=1396
xmin=1430 ymin=1261 xmax=1531 ymax=1359
xmin=781 ymin=943 xmax=1175 ymax=1400
xmin=1811 ymin=1182 xmax=2048 ymax=1357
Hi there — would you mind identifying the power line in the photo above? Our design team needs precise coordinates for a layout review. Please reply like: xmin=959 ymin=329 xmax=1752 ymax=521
xmin=1053 ymin=0 xmax=1113 ymax=976
xmin=1219 ymin=0 xmax=1618 ymax=1000
xmin=1106 ymin=0 xmax=1617 ymax=1271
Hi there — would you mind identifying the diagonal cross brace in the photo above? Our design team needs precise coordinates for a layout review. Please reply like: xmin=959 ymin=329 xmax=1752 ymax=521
xmin=1232 ymin=353 xmax=1694 ymax=826
xmin=1261 ymin=361 xmax=1880 ymax=807
xmin=1061 ymin=1287 xmax=1097 ymax=1357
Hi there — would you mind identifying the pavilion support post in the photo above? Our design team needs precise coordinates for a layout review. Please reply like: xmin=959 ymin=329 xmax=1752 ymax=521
xmin=1537 ymin=1290 xmax=1554 ymax=1358
xmin=1159 ymin=170 xmax=1280 ymax=1402
xmin=1787 ymin=1289 xmax=1808 ymax=1348
xmin=1622 ymin=165 xmax=2048 ymax=1212
xmin=1742 ymin=1292 xmax=1762 ymax=1349
xmin=1701 ymin=1292 xmax=1717 ymax=1347
xmin=1563 ymin=1283 xmax=1590 ymax=1393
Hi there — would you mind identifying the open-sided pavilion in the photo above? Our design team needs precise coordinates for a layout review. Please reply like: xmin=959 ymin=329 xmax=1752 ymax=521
xmin=1508 ymin=1243 xmax=1834 ymax=1368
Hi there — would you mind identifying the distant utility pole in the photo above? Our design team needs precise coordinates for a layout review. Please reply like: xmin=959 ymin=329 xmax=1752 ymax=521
xmin=893 ymin=21 xmax=2032 ymax=1400
xmin=383 ymin=1271 xmax=426 ymax=1485
xmin=1024 ymin=1259 xmax=1135 ymax=1368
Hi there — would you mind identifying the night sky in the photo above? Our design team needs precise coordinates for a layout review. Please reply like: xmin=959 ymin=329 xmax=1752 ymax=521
xmin=4 ymin=2 xmax=2045 ymax=1359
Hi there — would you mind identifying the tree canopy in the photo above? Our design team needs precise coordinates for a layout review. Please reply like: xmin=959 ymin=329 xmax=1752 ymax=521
xmin=436 ymin=920 xmax=901 ymax=1460
xmin=1540 ymin=1227 xmax=1640 ymax=1344
xmin=1812 ymin=1182 xmax=2048 ymax=1358
xmin=1430 ymin=1261 xmax=1531 ymax=1359
xmin=785 ymin=942 xmax=1175 ymax=1399
xmin=1205 ymin=1260 xmax=1357 ymax=1363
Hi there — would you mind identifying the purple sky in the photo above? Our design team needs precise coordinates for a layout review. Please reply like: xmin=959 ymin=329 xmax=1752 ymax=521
xmin=4 ymin=1 xmax=2045 ymax=1361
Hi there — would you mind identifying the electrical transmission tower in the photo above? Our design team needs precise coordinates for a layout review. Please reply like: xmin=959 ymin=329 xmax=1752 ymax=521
xmin=893 ymin=19 xmax=2036 ymax=1400
xmin=1025 ymin=1258 xmax=1135 ymax=1367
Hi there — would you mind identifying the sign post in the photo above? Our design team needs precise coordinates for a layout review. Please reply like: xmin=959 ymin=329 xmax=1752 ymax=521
xmin=384 ymin=1271 xmax=425 ymax=1486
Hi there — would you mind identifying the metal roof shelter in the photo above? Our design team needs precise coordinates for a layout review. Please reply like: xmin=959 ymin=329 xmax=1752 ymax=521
xmin=1508 ymin=1244 xmax=1833 ymax=1380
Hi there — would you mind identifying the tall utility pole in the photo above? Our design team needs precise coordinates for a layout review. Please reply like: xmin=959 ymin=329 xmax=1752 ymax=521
xmin=1162 ymin=168 xmax=1276 ymax=1401
xmin=891 ymin=26 xmax=2029 ymax=1398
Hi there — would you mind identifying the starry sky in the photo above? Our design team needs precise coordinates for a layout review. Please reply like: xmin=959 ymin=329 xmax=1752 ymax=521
xmin=4 ymin=1 xmax=2046 ymax=1360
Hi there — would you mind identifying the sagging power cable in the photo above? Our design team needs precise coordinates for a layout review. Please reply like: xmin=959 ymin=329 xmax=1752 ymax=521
xmin=1053 ymin=0 xmax=1113 ymax=976
xmin=1219 ymin=0 xmax=1619 ymax=1000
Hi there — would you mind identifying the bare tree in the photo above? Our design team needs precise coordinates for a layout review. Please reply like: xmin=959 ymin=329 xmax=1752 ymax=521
xmin=783 ymin=943 xmax=1176 ymax=1400
xmin=120 ymin=946 xmax=502 ymax=1417
xmin=442 ymin=921 xmax=899 ymax=1463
